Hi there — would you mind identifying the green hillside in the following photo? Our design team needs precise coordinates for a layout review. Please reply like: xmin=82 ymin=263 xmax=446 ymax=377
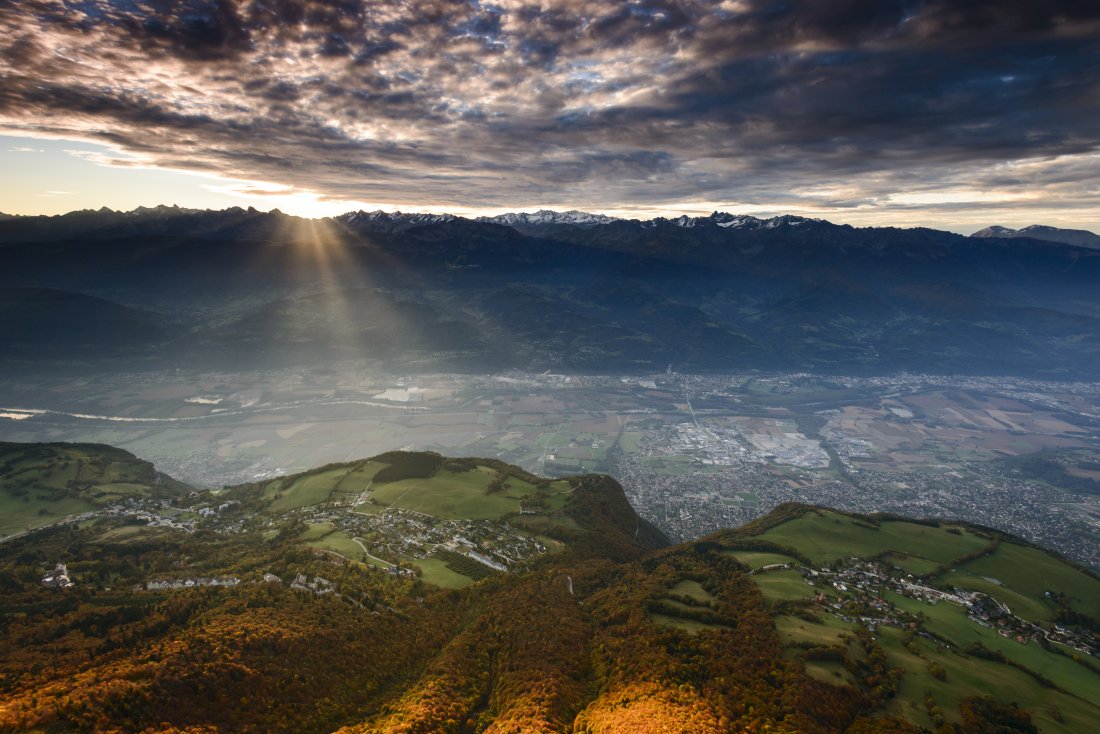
xmin=0 ymin=448 xmax=1097 ymax=734
xmin=0 ymin=442 xmax=191 ymax=539
xmin=718 ymin=505 xmax=1100 ymax=733
xmin=225 ymin=451 xmax=666 ymax=587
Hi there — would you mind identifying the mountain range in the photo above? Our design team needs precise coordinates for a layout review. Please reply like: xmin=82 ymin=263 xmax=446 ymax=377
xmin=971 ymin=224 xmax=1100 ymax=249
xmin=2 ymin=207 xmax=1099 ymax=378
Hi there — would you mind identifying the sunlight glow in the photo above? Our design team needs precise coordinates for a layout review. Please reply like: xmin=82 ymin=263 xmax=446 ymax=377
xmin=888 ymin=190 xmax=1038 ymax=206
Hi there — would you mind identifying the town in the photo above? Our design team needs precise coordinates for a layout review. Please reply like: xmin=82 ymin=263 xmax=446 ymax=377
xmin=4 ymin=368 xmax=1099 ymax=574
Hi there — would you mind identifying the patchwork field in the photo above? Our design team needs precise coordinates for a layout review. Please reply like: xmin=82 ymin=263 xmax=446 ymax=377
xmin=0 ymin=442 xmax=188 ymax=538
xmin=825 ymin=391 xmax=1092 ymax=472
xmin=737 ymin=508 xmax=1100 ymax=734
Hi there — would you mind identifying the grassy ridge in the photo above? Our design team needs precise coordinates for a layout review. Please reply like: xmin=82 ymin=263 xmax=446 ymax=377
xmin=250 ymin=451 xmax=662 ymax=589
xmin=732 ymin=506 xmax=1100 ymax=733
xmin=954 ymin=543 xmax=1100 ymax=619
xmin=758 ymin=510 xmax=991 ymax=567
xmin=0 ymin=442 xmax=190 ymax=538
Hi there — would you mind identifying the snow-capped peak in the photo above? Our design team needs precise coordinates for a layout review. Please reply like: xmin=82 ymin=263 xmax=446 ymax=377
xmin=479 ymin=209 xmax=621 ymax=228
xmin=336 ymin=210 xmax=456 ymax=231
xmin=668 ymin=212 xmax=816 ymax=229
xmin=971 ymin=223 xmax=1100 ymax=249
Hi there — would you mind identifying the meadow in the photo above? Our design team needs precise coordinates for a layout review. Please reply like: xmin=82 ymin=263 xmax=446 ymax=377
xmin=0 ymin=443 xmax=183 ymax=537
xmin=742 ymin=508 xmax=1100 ymax=733
xmin=758 ymin=509 xmax=990 ymax=567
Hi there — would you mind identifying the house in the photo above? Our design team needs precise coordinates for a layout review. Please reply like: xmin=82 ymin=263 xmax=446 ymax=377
xmin=41 ymin=563 xmax=74 ymax=589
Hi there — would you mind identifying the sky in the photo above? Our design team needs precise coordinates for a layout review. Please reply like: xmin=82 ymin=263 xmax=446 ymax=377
xmin=0 ymin=1 xmax=1098 ymax=233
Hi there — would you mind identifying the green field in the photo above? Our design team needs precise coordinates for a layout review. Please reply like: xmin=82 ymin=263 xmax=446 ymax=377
xmin=648 ymin=612 xmax=732 ymax=634
xmin=758 ymin=510 xmax=990 ymax=567
xmin=265 ymin=461 xmax=383 ymax=512
xmin=509 ymin=512 xmax=583 ymax=535
xmin=0 ymin=492 xmax=95 ymax=538
xmin=90 ymin=524 xmax=178 ymax=546
xmin=802 ymin=659 xmax=856 ymax=687
xmin=368 ymin=466 xmax=570 ymax=521
xmin=303 ymin=527 xmax=364 ymax=557
xmin=877 ymin=626 xmax=1097 ymax=734
xmin=752 ymin=569 xmax=818 ymax=604
xmin=882 ymin=588 xmax=1100 ymax=704
xmin=295 ymin=523 xmax=396 ymax=570
xmin=91 ymin=482 xmax=156 ymax=501
xmin=370 ymin=468 xmax=517 ymax=519
xmin=881 ymin=552 xmax=941 ymax=576
xmin=939 ymin=570 xmax=1055 ymax=622
xmin=0 ymin=443 xmax=185 ymax=537
xmin=410 ymin=556 xmax=475 ymax=589
xmin=953 ymin=542 xmax=1100 ymax=620
xmin=646 ymin=575 xmax=733 ymax=634
xmin=668 ymin=579 xmax=715 ymax=603
xmin=775 ymin=614 xmax=854 ymax=648
xmin=748 ymin=507 xmax=1100 ymax=733
xmin=722 ymin=550 xmax=798 ymax=570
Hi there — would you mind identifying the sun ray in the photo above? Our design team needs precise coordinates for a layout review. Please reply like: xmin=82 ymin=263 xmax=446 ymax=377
xmin=266 ymin=215 xmax=420 ymax=366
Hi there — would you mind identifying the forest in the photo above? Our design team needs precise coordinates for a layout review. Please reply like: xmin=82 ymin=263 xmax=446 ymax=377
xmin=0 ymin=451 xmax=1093 ymax=733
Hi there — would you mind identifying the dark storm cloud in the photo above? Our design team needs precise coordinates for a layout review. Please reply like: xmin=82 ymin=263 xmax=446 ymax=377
xmin=0 ymin=0 xmax=1098 ymax=218
xmin=134 ymin=0 xmax=253 ymax=59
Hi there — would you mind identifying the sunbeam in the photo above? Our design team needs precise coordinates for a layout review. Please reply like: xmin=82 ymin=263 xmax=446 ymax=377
xmin=264 ymin=215 xmax=425 ymax=365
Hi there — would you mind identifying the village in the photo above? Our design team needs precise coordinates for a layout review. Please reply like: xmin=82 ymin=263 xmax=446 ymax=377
xmin=303 ymin=502 xmax=550 ymax=574
xmin=757 ymin=558 xmax=1097 ymax=657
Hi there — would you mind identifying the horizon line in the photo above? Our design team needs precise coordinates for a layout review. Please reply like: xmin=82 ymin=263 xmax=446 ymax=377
xmin=3 ymin=203 xmax=1092 ymax=238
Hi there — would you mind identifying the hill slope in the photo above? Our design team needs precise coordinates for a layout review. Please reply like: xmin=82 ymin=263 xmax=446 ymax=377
xmin=0 ymin=287 xmax=170 ymax=353
xmin=0 ymin=449 xmax=1097 ymax=733
xmin=0 ymin=442 xmax=190 ymax=539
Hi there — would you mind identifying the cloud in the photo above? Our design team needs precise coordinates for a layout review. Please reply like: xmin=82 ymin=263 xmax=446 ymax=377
xmin=0 ymin=0 xmax=1097 ymax=223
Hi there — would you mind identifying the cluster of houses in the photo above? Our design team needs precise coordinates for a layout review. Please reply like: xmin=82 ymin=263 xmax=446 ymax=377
xmin=779 ymin=559 xmax=1097 ymax=656
xmin=290 ymin=574 xmax=335 ymax=595
xmin=41 ymin=563 xmax=74 ymax=589
xmin=198 ymin=500 xmax=239 ymax=518
xmin=145 ymin=576 xmax=240 ymax=590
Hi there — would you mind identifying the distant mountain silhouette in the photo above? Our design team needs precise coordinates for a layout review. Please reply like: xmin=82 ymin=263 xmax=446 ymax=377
xmin=0 ymin=287 xmax=170 ymax=353
xmin=2 ymin=207 xmax=1099 ymax=377
xmin=972 ymin=223 xmax=1100 ymax=249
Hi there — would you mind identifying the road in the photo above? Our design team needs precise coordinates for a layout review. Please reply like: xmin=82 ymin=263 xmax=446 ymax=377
xmin=352 ymin=537 xmax=396 ymax=568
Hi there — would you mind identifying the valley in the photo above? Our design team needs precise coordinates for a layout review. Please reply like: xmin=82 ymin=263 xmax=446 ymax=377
xmin=4 ymin=368 xmax=1099 ymax=571
xmin=3 ymin=208 xmax=1100 ymax=732
xmin=3 ymin=0 xmax=1098 ymax=728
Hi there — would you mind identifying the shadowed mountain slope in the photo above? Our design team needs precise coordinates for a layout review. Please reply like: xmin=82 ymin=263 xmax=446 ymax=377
xmin=3 ymin=208 xmax=1100 ymax=377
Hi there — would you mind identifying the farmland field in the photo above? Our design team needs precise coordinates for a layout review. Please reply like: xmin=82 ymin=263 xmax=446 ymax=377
xmin=411 ymin=556 xmax=475 ymax=589
xmin=752 ymin=569 xmax=817 ymax=604
xmin=367 ymin=466 xmax=570 ymax=521
xmin=953 ymin=542 xmax=1100 ymax=619
xmin=759 ymin=510 xmax=990 ymax=566
xmin=722 ymin=550 xmax=798 ymax=570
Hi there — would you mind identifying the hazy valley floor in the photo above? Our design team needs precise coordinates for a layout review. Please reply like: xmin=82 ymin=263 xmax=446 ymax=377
xmin=3 ymin=367 xmax=1098 ymax=571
